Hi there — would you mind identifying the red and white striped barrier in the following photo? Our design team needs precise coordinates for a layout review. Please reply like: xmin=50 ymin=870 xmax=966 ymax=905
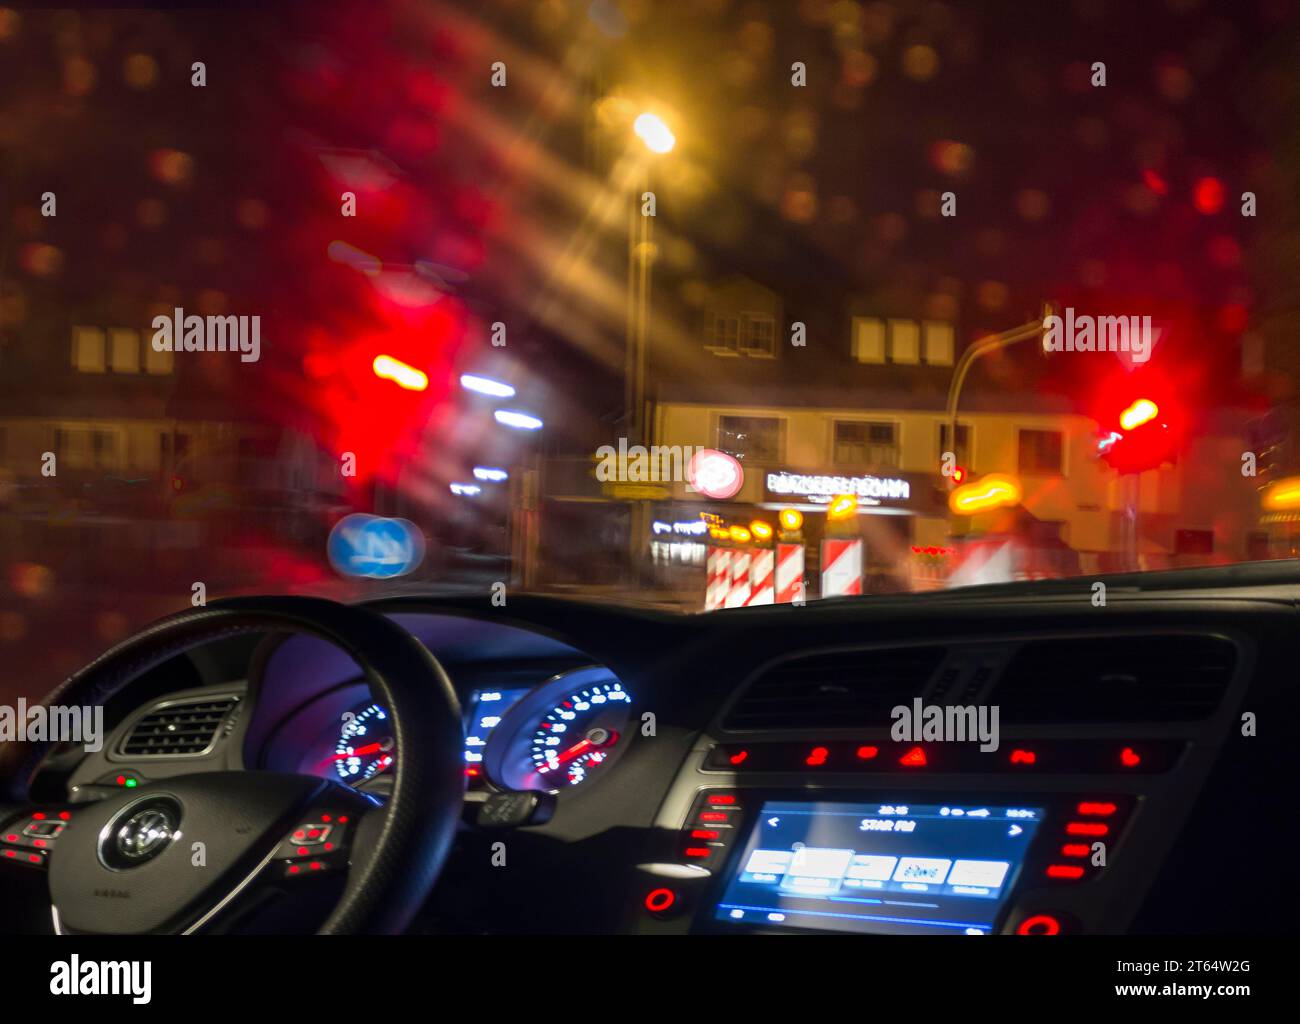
xmin=747 ymin=548 xmax=775 ymax=605
xmin=724 ymin=548 xmax=752 ymax=608
xmin=820 ymin=538 xmax=863 ymax=597
xmin=704 ymin=547 xmax=731 ymax=611
xmin=775 ymin=542 xmax=804 ymax=604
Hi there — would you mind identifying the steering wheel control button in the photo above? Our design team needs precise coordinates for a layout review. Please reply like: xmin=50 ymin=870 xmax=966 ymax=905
xmin=1016 ymin=913 xmax=1070 ymax=936
xmin=291 ymin=823 xmax=333 ymax=847
xmin=278 ymin=808 xmax=359 ymax=876
xmin=23 ymin=819 xmax=66 ymax=839
xmin=98 ymin=798 xmax=182 ymax=870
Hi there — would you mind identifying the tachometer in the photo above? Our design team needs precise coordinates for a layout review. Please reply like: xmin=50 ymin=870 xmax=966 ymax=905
xmin=328 ymin=703 xmax=395 ymax=784
xmin=484 ymin=668 xmax=633 ymax=791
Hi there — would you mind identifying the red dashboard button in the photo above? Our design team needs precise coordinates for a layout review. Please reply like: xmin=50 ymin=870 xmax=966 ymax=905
xmin=644 ymin=888 xmax=678 ymax=914
xmin=1017 ymin=914 xmax=1062 ymax=936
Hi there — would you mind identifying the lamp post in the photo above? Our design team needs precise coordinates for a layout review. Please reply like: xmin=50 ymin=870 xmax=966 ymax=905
xmin=944 ymin=304 xmax=1053 ymax=542
xmin=623 ymin=112 xmax=674 ymax=586
xmin=625 ymin=112 xmax=674 ymax=447
xmin=945 ymin=303 xmax=1054 ymax=467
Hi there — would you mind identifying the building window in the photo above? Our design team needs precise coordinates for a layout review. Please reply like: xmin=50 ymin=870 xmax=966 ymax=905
xmin=1174 ymin=529 xmax=1214 ymax=555
xmin=938 ymin=422 xmax=971 ymax=466
xmin=53 ymin=427 xmax=117 ymax=470
xmin=1018 ymin=429 xmax=1063 ymax=475
xmin=145 ymin=333 xmax=174 ymax=374
xmin=834 ymin=421 xmax=899 ymax=467
xmin=92 ymin=430 xmax=119 ymax=470
xmin=718 ymin=415 xmax=781 ymax=462
xmin=72 ymin=327 xmax=106 ymax=373
xmin=887 ymin=319 xmax=920 ymax=364
xmin=109 ymin=329 xmax=141 ymax=374
xmin=851 ymin=317 xmax=886 ymax=363
xmin=740 ymin=313 xmax=775 ymax=356
xmin=923 ymin=321 xmax=955 ymax=366
xmin=709 ymin=316 xmax=740 ymax=354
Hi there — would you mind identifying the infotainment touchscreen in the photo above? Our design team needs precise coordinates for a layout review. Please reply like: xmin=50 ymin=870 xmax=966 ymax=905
xmin=714 ymin=800 xmax=1044 ymax=935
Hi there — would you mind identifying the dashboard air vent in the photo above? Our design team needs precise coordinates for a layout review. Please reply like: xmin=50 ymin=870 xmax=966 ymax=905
xmin=724 ymin=646 xmax=947 ymax=730
xmin=992 ymin=635 xmax=1236 ymax=723
xmin=120 ymin=696 xmax=237 ymax=757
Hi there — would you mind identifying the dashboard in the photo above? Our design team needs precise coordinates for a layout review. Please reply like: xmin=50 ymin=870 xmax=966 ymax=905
xmin=317 ymin=666 xmax=634 ymax=794
xmin=18 ymin=566 xmax=1298 ymax=936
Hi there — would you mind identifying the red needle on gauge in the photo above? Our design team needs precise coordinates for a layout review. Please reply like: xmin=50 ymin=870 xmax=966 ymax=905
xmin=321 ymin=742 xmax=384 ymax=764
xmin=551 ymin=730 xmax=619 ymax=767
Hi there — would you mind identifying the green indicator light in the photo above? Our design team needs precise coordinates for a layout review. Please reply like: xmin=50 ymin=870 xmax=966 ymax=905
xmin=125 ymin=779 xmax=138 ymax=788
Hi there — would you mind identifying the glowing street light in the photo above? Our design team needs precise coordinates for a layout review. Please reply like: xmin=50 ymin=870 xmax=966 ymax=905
xmin=473 ymin=467 xmax=509 ymax=482
xmin=633 ymin=112 xmax=675 ymax=154
xmin=460 ymin=373 xmax=516 ymax=398
xmin=493 ymin=409 xmax=543 ymax=430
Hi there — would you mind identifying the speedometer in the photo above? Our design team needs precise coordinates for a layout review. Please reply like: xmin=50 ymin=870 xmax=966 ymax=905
xmin=329 ymin=703 xmax=395 ymax=784
xmin=528 ymin=681 xmax=631 ymax=786
xmin=484 ymin=667 xmax=633 ymax=792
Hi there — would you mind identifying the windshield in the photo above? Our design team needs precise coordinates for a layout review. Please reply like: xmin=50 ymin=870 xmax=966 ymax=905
xmin=2 ymin=0 xmax=1298 ymax=683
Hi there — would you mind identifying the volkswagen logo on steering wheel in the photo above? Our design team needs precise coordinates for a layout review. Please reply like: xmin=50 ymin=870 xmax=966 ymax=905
xmin=99 ymin=798 xmax=181 ymax=870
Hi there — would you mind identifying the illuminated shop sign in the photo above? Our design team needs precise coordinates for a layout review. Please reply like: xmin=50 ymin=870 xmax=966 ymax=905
xmin=765 ymin=470 xmax=911 ymax=504
xmin=652 ymin=519 xmax=710 ymax=536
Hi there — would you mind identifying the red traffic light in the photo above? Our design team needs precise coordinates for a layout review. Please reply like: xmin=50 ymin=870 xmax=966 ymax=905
xmin=1119 ymin=398 xmax=1159 ymax=430
xmin=1099 ymin=397 xmax=1177 ymax=474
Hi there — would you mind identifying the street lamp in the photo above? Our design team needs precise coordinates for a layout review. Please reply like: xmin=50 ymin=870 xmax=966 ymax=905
xmin=633 ymin=112 xmax=675 ymax=154
xmin=626 ymin=110 xmax=676 ymax=447
xmin=945 ymin=302 xmax=1055 ymax=481
xmin=623 ymin=109 xmax=676 ymax=587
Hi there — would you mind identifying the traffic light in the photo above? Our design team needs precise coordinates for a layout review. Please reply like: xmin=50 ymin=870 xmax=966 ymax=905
xmin=1098 ymin=398 xmax=1177 ymax=474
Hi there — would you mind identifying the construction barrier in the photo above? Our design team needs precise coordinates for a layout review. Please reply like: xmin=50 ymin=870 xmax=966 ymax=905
xmin=704 ymin=547 xmax=731 ymax=610
xmin=724 ymin=547 xmax=752 ymax=608
xmin=820 ymin=538 xmax=863 ymax=597
xmin=705 ymin=545 xmax=785 ymax=610
xmin=747 ymin=548 xmax=775 ymax=605
xmin=775 ymin=542 xmax=804 ymax=603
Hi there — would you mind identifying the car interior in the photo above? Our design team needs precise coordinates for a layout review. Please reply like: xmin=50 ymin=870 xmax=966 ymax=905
xmin=1 ymin=560 xmax=1290 ymax=937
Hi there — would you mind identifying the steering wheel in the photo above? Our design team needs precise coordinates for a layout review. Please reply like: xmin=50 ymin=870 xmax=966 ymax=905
xmin=0 ymin=596 xmax=464 ymax=934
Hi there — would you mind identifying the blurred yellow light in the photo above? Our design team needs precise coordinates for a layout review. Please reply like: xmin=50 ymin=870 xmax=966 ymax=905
xmin=728 ymin=525 xmax=751 ymax=544
xmin=634 ymin=112 xmax=676 ymax=154
xmin=749 ymin=520 xmax=773 ymax=541
xmin=372 ymin=354 xmax=428 ymax=391
xmin=826 ymin=494 xmax=857 ymax=521
xmin=1262 ymin=475 xmax=1300 ymax=511
xmin=949 ymin=473 xmax=1022 ymax=515
xmin=1119 ymin=398 xmax=1159 ymax=431
xmin=779 ymin=508 xmax=803 ymax=531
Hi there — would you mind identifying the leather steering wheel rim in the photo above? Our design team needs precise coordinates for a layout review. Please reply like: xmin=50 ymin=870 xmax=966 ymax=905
xmin=0 ymin=595 xmax=464 ymax=935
